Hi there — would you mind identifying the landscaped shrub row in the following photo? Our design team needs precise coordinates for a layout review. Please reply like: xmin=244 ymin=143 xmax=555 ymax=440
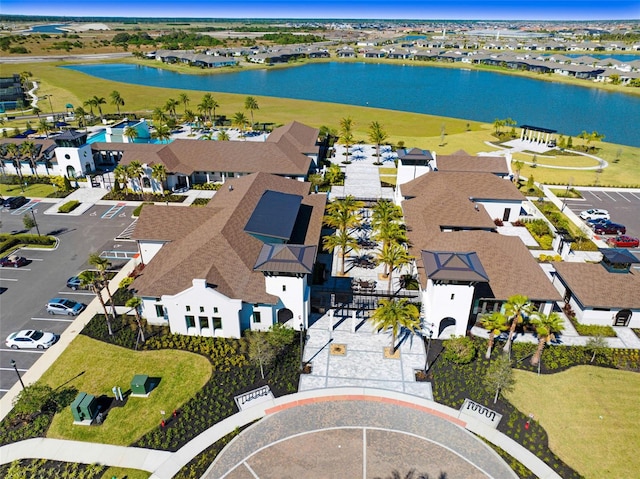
xmin=102 ymin=191 xmax=186 ymax=203
xmin=191 ymin=197 xmax=211 ymax=206
xmin=0 ymin=459 xmax=106 ymax=479
xmin=57 ymin=200 xmax=80 ymax=213
xmin=192 ymin=183 xmax=221 ymax=190
xmin=132 ymin=201 xmax=153 ymax=217
xmin=568 ymin=317 xmax=616 ymax=337
xmin=0 ymin=234 xmax=56 ymax=255
xmin=81 ymin=313 xmax=165 ymax=350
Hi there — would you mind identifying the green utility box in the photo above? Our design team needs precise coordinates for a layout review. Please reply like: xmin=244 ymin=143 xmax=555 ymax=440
xmin=71 ymin=392 xmax=98 ymax=422
xmin=131 ymin=374 xmax=153 ymax=396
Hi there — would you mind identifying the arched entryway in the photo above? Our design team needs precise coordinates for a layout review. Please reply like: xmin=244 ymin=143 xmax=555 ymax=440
xmin=142 ymin=177 xmax=151 ymax=189
xmin=66 ymin=165 xmax=76 ymax=178
xmin=438 ymin=317 xmax=456 ymax=338
xmin=277 ymin=308 xmax=293 ymax=324
xmin=614 ymin=309 xmax=632 ymax=327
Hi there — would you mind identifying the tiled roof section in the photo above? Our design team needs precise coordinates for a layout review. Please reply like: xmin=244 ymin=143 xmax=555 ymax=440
xmin=412 ymin=231 xmax=562 ymax=301
xmin=117 ymin=139 xmax=311 ymax=176
xmin=254 ymin=244 xmax=317 ymax=274
xmin=421 ymin=251 xmax=489 ymax=282
xmin=267 ymin=121 xmax=320 ymax=155
xmin=553 ymin=262 xmax=640 ymax=309
xmin=436 ymin=151 xmax=509 ymax=175
xmin=132 ymin=173 xmax=326 ymax=304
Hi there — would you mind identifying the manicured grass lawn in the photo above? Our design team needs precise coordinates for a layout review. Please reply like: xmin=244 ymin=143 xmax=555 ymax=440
xmin=101 ymin=466 xmax=150 ymax=479
xmin=507 ymin=366 xmax=640 ymax=479
xmin=40 ymin=335 xmax=211 ymax=446
xmin=0 ymin=183 xmax=56 ymax=198
xmin=511 ymin=152 xmax=599 ymax=168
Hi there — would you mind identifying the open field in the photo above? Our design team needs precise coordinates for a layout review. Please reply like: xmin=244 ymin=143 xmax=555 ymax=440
xmin=3 ymin=59 xmax=640 ymax=187
xmin=40 ymin=335 xmax=211 ymax=446
xmin=507 ymin=366 xmax=640 ymax=479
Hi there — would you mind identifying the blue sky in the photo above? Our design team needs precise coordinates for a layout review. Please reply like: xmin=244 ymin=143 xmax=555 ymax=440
xmin=3 ymin=1 xmax=639 ymax=20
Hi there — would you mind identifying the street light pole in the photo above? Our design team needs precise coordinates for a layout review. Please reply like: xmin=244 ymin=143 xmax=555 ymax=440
xmin=424 ymin=323 xmax=434 ymax=373
xmin=46 ymin=95 xmax=54 ymax=116
xmin=299 ymin=321 xmax=305 ymax=371
xmin=10 ymin=359 xmax=25 ymax=389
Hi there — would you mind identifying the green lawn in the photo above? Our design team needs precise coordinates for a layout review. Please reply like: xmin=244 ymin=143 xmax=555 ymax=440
xmin=41 ymin=335 xmax=211 ymax=446
xmin=507 ymin=366 xmax=640 ymax=479
xmin=101 ymin=466 xmax=150 ymax=479
xmin=0 ymin=183 xmax=56 ymax=198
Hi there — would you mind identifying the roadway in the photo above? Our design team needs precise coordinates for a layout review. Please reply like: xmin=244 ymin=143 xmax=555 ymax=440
xmin=0 ymin=201 xmax=138 ymax=396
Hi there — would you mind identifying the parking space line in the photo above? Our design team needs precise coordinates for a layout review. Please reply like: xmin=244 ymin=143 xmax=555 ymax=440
xmin=31 ymin=317 xmax=75 ymax=322
xmin=602 ymin=192 xmax=617 ymax=202
xmin=0 ymin=348 xmax=46 ymax=354
xmin=589 ymin=192 xmax=603 ymax=201
xmin=59 ymin=291 xmax=95 ymax=297
xmin=616 ymin=192 xmax=632 ymax=202
xmin=0 ymin=366 xmax=28 ymax=372
xmin=10 ymin=199 xmax=41 ymax=215
xmin=0 ymin=268 xmax=32 ymax=272
xmin=101 ymin=203 xmax=126 ymax=220
xmin=26 ymin=258 xmax=44 ymax=262
xmin=630 ymin=192 xmax=640 ymax=201
xmin=0 ymin=278 xmax=19 ymax=282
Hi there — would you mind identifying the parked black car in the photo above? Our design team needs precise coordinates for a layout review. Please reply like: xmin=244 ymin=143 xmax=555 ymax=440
xmin=3 ymin=196 xmax=28 ymax=209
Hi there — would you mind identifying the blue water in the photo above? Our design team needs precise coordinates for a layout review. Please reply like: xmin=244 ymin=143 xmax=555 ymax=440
xmin=87 ymin=130 xmax=169 ymax=144
xmin=29 ymin=24 xmax=69 ymax=33
xmin=562 ymin=53 xmax=640 ymax=62
xmin=64 ymin=62 xmax=640 ymax=147
xmin=112 ymin=120 xmax=142 ymax=129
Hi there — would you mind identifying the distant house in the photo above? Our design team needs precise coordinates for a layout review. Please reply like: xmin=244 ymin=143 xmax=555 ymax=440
xmin=131 ymin=173 xmax=326 ymax=337
xmin=552 ymin=249 xmax=640 ymax=328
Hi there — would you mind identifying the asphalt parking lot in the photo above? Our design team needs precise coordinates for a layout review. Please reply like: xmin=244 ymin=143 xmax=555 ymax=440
xmin=0 ymin=202 xmax=138 ymax=396
xmin=563 ymin=188 xmax=640 ymax=240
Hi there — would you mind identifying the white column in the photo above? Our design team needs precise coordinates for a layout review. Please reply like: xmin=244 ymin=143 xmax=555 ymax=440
xmin=351 ymin=310 xmax=357 ymax=333
xmin=328 ymin=309 xmax=334 ymax=332
xmin=520 ymin=129 xmax=525 ymax=140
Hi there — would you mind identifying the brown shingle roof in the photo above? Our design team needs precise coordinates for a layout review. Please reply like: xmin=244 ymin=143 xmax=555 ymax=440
xmin=132 ymin=173 xmax=326 ymax=304
xmin=266 ymin=121 xmax=320 ymax=155
xmin=401 ymin=171 xmax=522 ymax=201
xmin=118 ymin=139 xmax=311 ymax=176
xmin=436 ymin=151 xmax=509 ymax=175
xmin=554 ymin=262 xmax=640 ymax=309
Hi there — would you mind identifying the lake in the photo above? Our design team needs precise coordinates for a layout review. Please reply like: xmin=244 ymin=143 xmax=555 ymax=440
xmin=29 ymin=24 xmax=69 ymax=33
xmin=64 ymin=62 xmax=640 ymax=147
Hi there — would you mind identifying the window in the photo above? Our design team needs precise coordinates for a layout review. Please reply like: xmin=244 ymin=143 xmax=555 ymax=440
xmin=199 ymin=306 xmax=205 ymax=313
xmin=186 ymin=305 xmax=191 ymax=312
xmin=253 ymin=311 xmax=261 ymax=323
xmin=212 ymin=317 xmax=222 ymax=329
xmin=199 ymin=316 xmax=209 ymax=329
xmin=282 ymin=285 xmax=287 ymax=292
xmin=213 ymin=307 xmax=218 ymax=313
xmin=450 ymin=294 xmax=455 ymax=300
xmin=155 ymin=304 xmax=164 ymax=317
xmin=185 ymin=316 xmax=195 ymax=328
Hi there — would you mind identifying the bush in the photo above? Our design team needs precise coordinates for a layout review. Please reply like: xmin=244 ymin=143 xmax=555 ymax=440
xmin=192 ymin=183 xmax=221 ymax=190
xmin=191 ymin=198 xmax=210 ymax=206
xmin=133 ymin=202 xmax=154 ymax=217
xmin=0 ymin=234 xmax=56 ymax=255
xmin=57 ymin=200 xmax=80 ymax=213
xmin=442 ymin=335 xmax=476 ymax=364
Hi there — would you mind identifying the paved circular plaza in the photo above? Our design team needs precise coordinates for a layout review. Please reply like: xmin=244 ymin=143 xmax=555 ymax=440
xmin=204 ymin=398 xmax=517 ymax=479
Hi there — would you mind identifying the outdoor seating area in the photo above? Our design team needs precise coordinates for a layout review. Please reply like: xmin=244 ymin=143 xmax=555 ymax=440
xmin=351 ymin=278 xmax=378 ymax=292
xmin=351 ymin=254 xmax=376 ymax=269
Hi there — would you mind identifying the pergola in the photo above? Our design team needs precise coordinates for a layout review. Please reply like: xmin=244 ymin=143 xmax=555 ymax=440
xmin=519 ymin=124 xmax=557 ymax=145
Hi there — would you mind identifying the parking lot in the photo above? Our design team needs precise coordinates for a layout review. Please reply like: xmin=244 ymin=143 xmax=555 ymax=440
xmin=0 ymin=202 xmax=138 ymax=396
xmin=563 ymin=188 xmax=640 ymax=240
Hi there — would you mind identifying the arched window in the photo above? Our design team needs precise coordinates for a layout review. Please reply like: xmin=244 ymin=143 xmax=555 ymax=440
xmin=66 ymin=165 xmax=76 ymax=178
xmin=142 ymin=177 xmax=151 ymax=188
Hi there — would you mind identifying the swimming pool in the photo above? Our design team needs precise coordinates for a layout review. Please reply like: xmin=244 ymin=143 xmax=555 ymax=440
xmin=87 ymin=130 xmax=171 ymax=144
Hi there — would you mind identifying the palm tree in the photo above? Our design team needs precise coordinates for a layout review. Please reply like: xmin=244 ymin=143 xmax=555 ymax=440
xmin=78 ymin=270 xmax=113 ymax=336
xmin=123 ymin=125 xmax=138 ymax=143
xmin=32 ymin=106 xmax=41 ymax=119
xmin=92 ymin=96 xmax=106 ymax=118
xmin=37 ymin=118 xmax=51 ymax=138
xmin=369 ymin=298 xmax=420 ymax=353
xmin=232 ymin=112 xmax=249 ymax=138
xmin=110 ymin=90 xmax=125 ymax=116
xmin=339 ymin=116 xmax=355 ymax=163
xmin=83 ymin=98 xmax=96 ymax=117
xmin=197 ymin=93 xmax=217 ymax=123
xmin=372 ymin=221 xmax=408 ymax=252
xmin=151 ymin=124 xmax=172 ymax=144
xmin=323 ymin=196 xmax=364 ymax=232
xmin=368 ymin=121 xmax=388 ymax=159
xmin=183 ymin=109 xmax=196 ymax=134
xmin=322 ymin=229 xmax=359 ymax=276
xmin=178 ymin=92 xmax=190 ymax=114
xmin=164 ymin=98 xmax=179 ymax=119
xmin=151 ymin=163 xmax=167 ymax=195
xmin=113 ymin=164 xmax=128 ymax=191
xmin=6 ymin=143 xmax=23 ymax=182
xmin=19 ymin=141 xmax=38 ymax=177
xmin=126 ymin=160 xmax=145 ymax=193
xmin=125 ymin=296 xmax=146 ymax=345
xmin=74 ymin=106 xmax=87 ymax=131
xmin=244 ymin=96 xmax=259 ymax=128
xmin=216 ymin=129 xmax=230 ymax=141
xmin=89 ymin=253 xmax=116 ymax=320
xmin=512 ymin=160 xmax=524 ymax=183
xmin=376 ymin=242 xmax=412 ymax=293
xmin=493 ymin=118 xmax=505 ymax=135
xmin=480 ymin=311 xmax=509 ymax=359
xmin=371 ymin=200 xmax=403 ymax=233
xmin=152 ymin=107 xmax=167 ymax=124
xmin=530 ymin=311 xmax=564 ymax=366
xmin=503 ymin=294 xmax=534 ymax=356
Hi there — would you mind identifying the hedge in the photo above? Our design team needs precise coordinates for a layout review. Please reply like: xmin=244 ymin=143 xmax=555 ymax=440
xmin=57 ymin=200 xmax=80 ymax=213
xmin=133 ymin=202 xmax=154 ymax=217
xmin=0 ymin=234 xmax=56 ymax=255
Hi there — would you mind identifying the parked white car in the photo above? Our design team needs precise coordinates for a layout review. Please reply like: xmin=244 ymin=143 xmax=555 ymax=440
xmin=579 ymin=209 xmax=610 ymax=221
xmin=6 ymin=330 xmax=57 ymax=350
